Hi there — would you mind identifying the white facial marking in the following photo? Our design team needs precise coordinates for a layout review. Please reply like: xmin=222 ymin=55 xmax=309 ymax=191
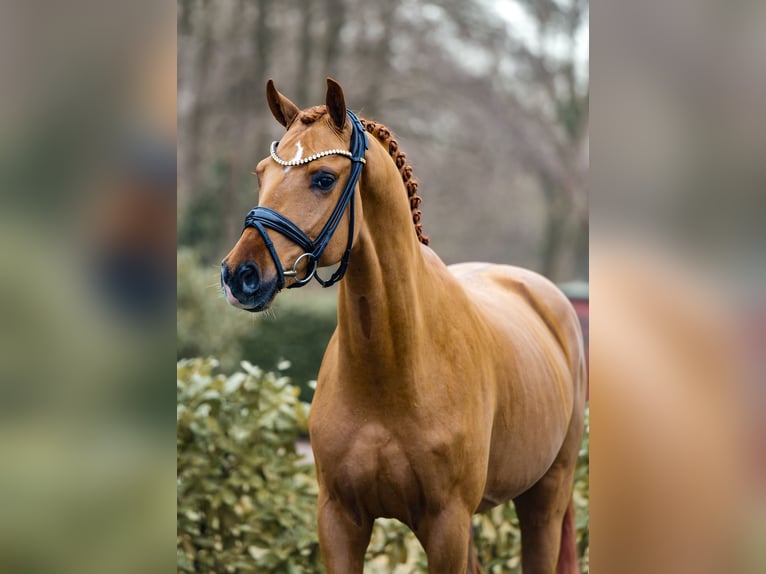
xmin=284 ymin=140 xmax=303 ymax=173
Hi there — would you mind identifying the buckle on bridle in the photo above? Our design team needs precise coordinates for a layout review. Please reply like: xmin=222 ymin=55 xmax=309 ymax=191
xmin=283 ymin=252 xmax=318 ymax=286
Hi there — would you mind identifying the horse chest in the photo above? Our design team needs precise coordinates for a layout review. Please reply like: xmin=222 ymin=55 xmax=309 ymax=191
xmin=312 ymin=417 xmax=470 ymax=527
xmin=316 ymin=425 xmax=413 ymax=519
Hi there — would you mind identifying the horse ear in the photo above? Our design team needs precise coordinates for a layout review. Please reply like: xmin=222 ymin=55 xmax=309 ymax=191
xmin=266 ymin=79 xmax=300 ymax=128
xmin=325 ymin=77 xmax=346 ymax=130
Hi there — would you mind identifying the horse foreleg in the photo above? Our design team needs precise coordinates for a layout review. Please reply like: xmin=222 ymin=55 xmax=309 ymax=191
xmin=316 ymin=490 xmax=373 ymax=574
xmin=416 ymin=503 xmax=477 ymax=574
xmin=467 ymin=528 xmax=484 ymax=574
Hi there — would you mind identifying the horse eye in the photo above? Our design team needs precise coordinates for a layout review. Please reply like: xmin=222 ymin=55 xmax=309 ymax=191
xmin=311 ymin=172 xmax=337 ymax=192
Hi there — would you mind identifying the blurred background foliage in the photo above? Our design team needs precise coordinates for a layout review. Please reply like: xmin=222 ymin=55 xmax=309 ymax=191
xmin=178 ymin=249 xmax=337 ymax=401
xmin=177 ymin=358 xmax=589 ymax=573
xmin=178 ymin=0 xmax=588 ymax=281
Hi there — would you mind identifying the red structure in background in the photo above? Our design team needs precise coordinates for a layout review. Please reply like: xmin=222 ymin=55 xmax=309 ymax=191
xmin=560 ymin=281 xmax=589 ymax=398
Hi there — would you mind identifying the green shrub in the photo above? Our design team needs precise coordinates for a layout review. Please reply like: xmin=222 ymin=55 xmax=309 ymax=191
xmin=177 ymin=358 xmax=320 ymax=573
xmin=177 ymin=358 xmax=589 ymax=573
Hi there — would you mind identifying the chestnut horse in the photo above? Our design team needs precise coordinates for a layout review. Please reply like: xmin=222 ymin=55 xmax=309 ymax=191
xmin=222 ymin=78 xmax=586 ymax=574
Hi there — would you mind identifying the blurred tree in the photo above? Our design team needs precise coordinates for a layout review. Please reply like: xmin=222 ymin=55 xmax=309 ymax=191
xmin=323 ymin=0 xmax=347 ymax=78
xmin=294 ymin=0 xmax=314 ymax=105
xmin=178 ymin=0 xmax=588 ymax=281
xmin=509 ymin=0 xmax=589 ymax=278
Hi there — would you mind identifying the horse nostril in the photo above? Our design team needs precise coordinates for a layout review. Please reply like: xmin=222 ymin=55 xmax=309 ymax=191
xmin=238 ymin=262 xmax=260 ymax=295
xmin=221 ymin=263 xmax=231 ymax=285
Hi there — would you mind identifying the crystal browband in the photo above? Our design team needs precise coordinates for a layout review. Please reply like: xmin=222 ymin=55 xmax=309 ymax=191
xmin=269 ymin=141 xmax=366 ymax=167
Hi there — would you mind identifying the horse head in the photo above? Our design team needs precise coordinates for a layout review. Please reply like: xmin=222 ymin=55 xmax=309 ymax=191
xmin=221 ymin=78 xmax=366 ymax=312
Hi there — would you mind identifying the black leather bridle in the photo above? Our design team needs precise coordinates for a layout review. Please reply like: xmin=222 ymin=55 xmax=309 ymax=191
xmin=242 ymin=110 xmax=368 ymax=289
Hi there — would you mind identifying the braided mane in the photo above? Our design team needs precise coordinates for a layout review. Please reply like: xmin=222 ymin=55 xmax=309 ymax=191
xmin=299 ymin=106 xmax=429 ymax=246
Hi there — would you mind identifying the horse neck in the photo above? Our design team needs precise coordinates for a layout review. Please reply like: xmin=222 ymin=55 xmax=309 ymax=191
xmin=336 ymin=135 xmax=432 ymax=372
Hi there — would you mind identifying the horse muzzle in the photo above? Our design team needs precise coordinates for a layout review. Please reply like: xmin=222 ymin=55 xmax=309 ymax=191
xmin=220 ymin=260 xmax=277 ymax=312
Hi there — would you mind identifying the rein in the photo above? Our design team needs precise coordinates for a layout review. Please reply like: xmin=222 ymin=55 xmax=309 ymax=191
xmin=242 ymin=110 xmax=368 ymax=289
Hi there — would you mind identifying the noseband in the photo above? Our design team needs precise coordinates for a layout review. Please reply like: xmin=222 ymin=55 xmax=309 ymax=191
xmin=243 ymin=110 xmax=368 ymax=289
